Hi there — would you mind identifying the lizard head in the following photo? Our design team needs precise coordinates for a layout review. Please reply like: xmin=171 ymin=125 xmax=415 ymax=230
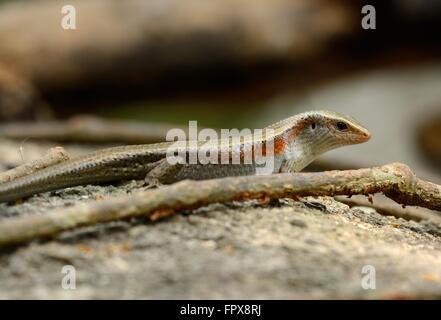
xmin=268 ymin=110 xmax=371 ymax=171
xmin=304 ymin=110 xmax=371 ymax=146
xmin=272 ymin=110 xmax=371 ymax=149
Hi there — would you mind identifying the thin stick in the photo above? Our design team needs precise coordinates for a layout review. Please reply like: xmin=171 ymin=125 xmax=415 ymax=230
xmin=335 ymin=195 xmax=441 ymax=223
xmin=0 ymin=162 xmax=440 ymax=246
xmin=0 ymin=147 xmax=69 ymax=184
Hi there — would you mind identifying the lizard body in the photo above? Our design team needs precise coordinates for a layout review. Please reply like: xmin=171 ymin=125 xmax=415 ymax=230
xmin=0 ymin=110 xmax=370 ymax=203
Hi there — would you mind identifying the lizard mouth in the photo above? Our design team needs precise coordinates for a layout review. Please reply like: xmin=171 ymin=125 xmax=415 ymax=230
xmin=356 ymin=130 xmax=371 ymax=143
xmin=362 ymin=130 xmax=371 ymax=140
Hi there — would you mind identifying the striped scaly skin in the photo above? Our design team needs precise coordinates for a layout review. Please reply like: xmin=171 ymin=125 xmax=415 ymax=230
xmin=0 ymin=111 xmax=370 ymax=203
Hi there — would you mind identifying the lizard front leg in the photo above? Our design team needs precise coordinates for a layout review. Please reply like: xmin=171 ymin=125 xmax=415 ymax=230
xmin=279 ymin=159 xmax=300 ymax=173
xmin=279 ymin=159 xmax=326 ymax=211
xmin=144 ymin=158 xmax=185 ymax=188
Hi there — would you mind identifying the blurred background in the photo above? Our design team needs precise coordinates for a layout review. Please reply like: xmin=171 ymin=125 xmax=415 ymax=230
xmin=0 ymin=0 xmax=440 ymax=182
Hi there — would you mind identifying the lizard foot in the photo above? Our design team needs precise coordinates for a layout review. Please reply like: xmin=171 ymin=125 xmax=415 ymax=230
xmin=302 ymin=201 xmax=327 ymax=212
xmin=143 ymin=177 xmax=163 ymax=189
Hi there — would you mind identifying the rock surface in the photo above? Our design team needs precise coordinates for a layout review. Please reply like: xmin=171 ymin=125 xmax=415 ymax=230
xmin=0 ymin=181 xmax=440 ymax=299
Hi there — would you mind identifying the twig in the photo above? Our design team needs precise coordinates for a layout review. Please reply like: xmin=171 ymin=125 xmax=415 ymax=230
xmin=0 ymin=147 xmax=69 ymax=184
xmin=0 ymin=162 xmax=440 ymax=246
xmin=335 ymin=194 xmax=441 ymax=223
xmin=0 ymin=115 xmax=187 ymax=144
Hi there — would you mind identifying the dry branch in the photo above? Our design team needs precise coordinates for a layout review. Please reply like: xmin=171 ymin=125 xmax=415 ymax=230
xmin=0 ymin=146 xmax=69 ymax=184
xmin=0 ymin=162 xmax=440 ymax=246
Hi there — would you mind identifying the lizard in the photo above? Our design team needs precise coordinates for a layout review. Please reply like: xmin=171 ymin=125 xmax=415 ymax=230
xmin=0 ymin=110 xmax=370 ymax=203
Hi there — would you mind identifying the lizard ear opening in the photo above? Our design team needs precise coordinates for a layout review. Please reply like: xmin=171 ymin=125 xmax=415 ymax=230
xmin=311 ymin=122 xmax=316 ymax=130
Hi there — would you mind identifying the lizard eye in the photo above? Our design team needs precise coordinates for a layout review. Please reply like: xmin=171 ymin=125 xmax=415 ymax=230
xmin=336 ymin=121 xmax=348 ymax=131
xmin=311 ymin=122 xmax=316 ymax=130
